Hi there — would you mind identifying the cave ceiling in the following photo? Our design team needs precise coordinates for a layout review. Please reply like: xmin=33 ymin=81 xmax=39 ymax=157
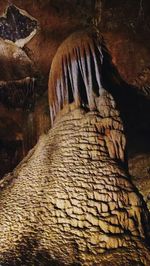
xmin=0 ymin=0 xmax=149 ymax=201
xmin=0 ymin=0 xmax=149 ymax=107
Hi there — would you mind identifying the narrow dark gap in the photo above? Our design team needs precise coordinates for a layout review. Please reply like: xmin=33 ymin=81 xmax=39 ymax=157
xmin=78 ymin=66 xmax=89 ymax=107
xmin=88 ymin=44 xmax=100 ymax=97
xmin=65 ymin=58 xmax=74 ymax=104
xmin=0 ymin=139 xmax=23 ymax=179
xmin=74 ymin=47 xmax=89 ymax=107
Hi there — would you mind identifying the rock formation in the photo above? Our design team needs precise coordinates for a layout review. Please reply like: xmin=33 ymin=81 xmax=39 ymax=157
xmin=0 ymin=0 xmax=150 ymax=185
xmin=0 ymin=29 xmax=149 ymax=266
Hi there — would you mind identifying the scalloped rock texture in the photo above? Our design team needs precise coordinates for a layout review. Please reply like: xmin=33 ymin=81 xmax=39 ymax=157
xmin=129 ymin=153 xmax=150 ymax=211
xmin=0 ymin=91 xmax=150 ymax=265
xmin=0 ymin=2 xmax=149 ymax=263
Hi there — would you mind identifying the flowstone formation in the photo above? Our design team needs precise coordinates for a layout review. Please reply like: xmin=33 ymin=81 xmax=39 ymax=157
xmin=0 ymin=29 xmax=150 ymax=265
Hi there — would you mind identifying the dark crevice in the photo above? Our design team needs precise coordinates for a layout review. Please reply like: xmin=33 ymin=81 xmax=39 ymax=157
xmin=0 ymin=5 xmax=38 ymax=43
xmin=0 ymin=78 xmax=36 ymax=110
xmin=100 ymin=43 xmax=150 ymax=160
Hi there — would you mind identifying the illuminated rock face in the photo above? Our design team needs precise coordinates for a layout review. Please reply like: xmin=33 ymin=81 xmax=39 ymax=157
xmin=0 ymin=31 xmax=150 ymax=265
xmin=0 ymin=95 xmax=150 ymax=265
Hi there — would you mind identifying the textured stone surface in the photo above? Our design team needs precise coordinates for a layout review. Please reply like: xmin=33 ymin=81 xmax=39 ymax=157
xmin=129 ymin=153 xmax=150 ymax=211
xmin=0 ymin=38 xmax=33 ymax=81
xmin=0 ymin=92 xmax=150 ymax=265
xmin=0 ymin=27 xmax=150 ymax=263
xmin=0 ymin=4 xmax=149 ymax=264
xmin=0 ymin=0 xmax=150 ymax=178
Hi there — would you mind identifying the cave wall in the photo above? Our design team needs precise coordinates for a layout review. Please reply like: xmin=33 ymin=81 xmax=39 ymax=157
xmin=100 ymin=0 xmax=150 ymax=83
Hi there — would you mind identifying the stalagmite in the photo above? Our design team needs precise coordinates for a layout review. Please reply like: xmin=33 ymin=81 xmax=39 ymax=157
xmin=0 ymin=29 xmax=149 ymax=265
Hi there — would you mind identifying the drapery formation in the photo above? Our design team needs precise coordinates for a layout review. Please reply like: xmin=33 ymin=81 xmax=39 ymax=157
xmin=48 ymin=30 xmax=106 ymax=124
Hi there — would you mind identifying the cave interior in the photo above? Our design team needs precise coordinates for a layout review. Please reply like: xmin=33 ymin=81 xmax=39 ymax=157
xmin=0 ymin=0 xmax=150 ymax=234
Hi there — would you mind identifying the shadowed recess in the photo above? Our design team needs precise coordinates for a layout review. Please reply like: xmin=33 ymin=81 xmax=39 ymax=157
xmin=0 ymin=4 xmax=38 ymax=46
xmin=0 ymin=77 xmax=36 ymax=109
xmin=48 ymin=29 xmax=106 ymax=124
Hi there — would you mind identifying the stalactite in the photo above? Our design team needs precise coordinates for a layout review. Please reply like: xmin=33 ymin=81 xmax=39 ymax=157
xmin=0 ymin=77 xmax=36 ymax=109
xmin=23 ymin=111 xmax=36 ymax=154
xmin=48 ymin=30 xmax=105 ymax=125
xmin=34 ymin=95 xmax=51 ymax=139
xmin=91 ymin=0 xmax=102 ymax=29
